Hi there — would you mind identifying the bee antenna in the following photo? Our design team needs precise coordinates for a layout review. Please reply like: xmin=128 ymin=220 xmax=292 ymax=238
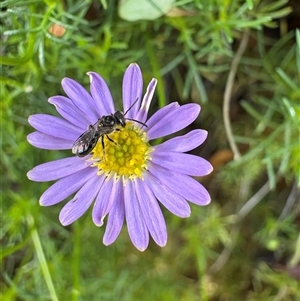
xmin=124 ymin=98 xmax=139 ymax=116
xmin=126 ymin=118 xmax=148 ymax=128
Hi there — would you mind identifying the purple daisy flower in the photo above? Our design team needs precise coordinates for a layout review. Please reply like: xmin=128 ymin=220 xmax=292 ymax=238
xmin=27 ymin=63 xmax=213 ymax=251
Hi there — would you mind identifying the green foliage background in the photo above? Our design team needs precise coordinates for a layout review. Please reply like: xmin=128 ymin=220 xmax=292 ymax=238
xmin=1 ymin=0 xmax=299 ymax=300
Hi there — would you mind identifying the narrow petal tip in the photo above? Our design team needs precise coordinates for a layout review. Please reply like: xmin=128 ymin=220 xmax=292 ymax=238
xmin=203 ymin=196 xmax=211 ymax=206
xmin=61 ymin=77 xmax=69 ymax=88
xmin=140 ymin=78 xmax=158 ymax=112
xmin=93 ymin=217 xmax=105 ymax=227
xmin=59 ymin=208 xmax=74 ymax=226
xmin=86 ymin=71 xmax=96 ymax=82
xmin=200 ymin=189 xmax=212 ymax=206
xmin=26 ymin=170 xmax=33 ymax=180
xmin=39 ymin=198 xmax=48 ymax=206
xmin=128 ymin=62 xmax=140 ymax=68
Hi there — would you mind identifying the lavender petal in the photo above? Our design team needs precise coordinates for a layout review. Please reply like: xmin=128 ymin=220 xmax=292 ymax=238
xmin=27 ymin=132 xmax=73 ymax=150
xmin=88 ymin=72 xmax=115 ymax=116
xmin=28 ymin=114 xmax=83 ymax=140
xmin=151 ymin=152 xmax=213 ymax=177
xmin=146 ymin=102 xmax=179 ymax=130
xmin=92 ymin=177 xmax=116 ymax=226
xmin=146 ymin=103 xmax=200 ymax=140
xmin=40 ymin=168 xmax=97 ymax=206
xmin=144 ymin=172 xmax=191 ymax=217
xmin=124 ymin=180 xmax=149 ymax=251
xmin=48 ymin=96 xmax=91 ymax=127
xmin=135 ymin=78 xmax=157 ymax=124
xmin=148 ymin=163 xmax=211 ymax=206
xmin=61 ymin=77 xmax=99 ymax=123
xmin=103 ymin=180 xmax=125 ymax=246
xmin=59 ymin=174 xmax=103 ymax=226
xmin=154 ymin=129 xmax=208 ymax=153
xmin=27 ymin=156 xmax=91 ymax=182
xmin=135 ymin=178 xmax=167 ymax=247
xmin=122 ymin=63 xmax=143 ymax=120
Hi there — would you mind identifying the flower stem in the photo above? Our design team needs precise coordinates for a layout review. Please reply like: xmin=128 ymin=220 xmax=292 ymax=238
xmin=30 ymin=221 xmax=59 ymax=301
xmin=223 ymin=30 xmax=249 ymax=160
xmin=72 ymin=222 xmax=81 ymax=301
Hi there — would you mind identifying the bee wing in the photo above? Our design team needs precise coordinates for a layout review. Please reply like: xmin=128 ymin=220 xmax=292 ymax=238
xmin=72 ymin=117 xmax=118 ymax=157
xmin=72 ymin=125 xmax=98 ymax=156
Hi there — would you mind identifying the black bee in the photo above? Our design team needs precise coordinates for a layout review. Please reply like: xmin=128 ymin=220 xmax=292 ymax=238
xmin=72 ymin=100 xmax=146 ymax=157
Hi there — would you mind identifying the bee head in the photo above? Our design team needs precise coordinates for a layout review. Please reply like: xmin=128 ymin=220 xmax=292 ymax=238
xmin=114 ymin=111 xmax=126 ymax=127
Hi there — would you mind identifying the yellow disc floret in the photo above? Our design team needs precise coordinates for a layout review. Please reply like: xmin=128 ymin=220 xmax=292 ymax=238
xmin=91 ymin=122 xmax=152 ymax=179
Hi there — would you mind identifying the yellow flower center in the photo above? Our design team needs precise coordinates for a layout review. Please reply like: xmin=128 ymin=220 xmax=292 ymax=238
xmin=91 ymin=122 xmax=152 ymax=179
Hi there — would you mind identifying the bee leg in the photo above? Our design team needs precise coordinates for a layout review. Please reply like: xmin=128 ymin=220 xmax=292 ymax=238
xmin=101 ymin=135 xmax=119 ymax=160
xmin=106 ymin=135 xmax=119 ymax=146
xmin=101 ymin=136 xmax=106 ymax=160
